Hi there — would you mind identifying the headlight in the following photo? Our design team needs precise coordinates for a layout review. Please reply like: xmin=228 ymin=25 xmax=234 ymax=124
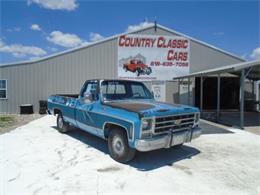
xmin=142 ymin=118 xmax=153 ymax=131
xmin=194 ymin=113 xmax=200 ymax=124
xmin=141 ymin=118 xmax=155 ymax=138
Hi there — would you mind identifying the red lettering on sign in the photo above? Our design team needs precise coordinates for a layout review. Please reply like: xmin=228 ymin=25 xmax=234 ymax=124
xmin=167 ymin=50 xmax=188 ymax=61
xmin=183 ymin=40 xmax=188 ymax=48
xmin=119 ymin=35 xmax=125 ymax=47
xmin=167 ymin=50 xmax=174 ymax=60
xmin=157 ymin=37 xmax=164 ymax=48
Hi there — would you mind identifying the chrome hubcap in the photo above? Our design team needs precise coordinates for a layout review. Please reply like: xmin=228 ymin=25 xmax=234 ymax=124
xmin=58 ymin=116 xmax=63 ymax=129
xmin=112 ymin=136 xmax=124 ymax=156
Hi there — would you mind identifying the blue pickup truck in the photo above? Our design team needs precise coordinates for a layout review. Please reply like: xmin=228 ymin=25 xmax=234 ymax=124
xmin=48 ymin=79 xmax=201 ymax=162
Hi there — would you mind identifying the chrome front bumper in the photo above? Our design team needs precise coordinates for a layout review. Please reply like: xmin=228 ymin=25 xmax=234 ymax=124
xmin=135 ymin=127 xmax=201 ymax=152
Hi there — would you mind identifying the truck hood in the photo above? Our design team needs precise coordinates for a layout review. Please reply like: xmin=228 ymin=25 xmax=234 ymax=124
xmin=104 ymin=99 xmax=199 ymax=117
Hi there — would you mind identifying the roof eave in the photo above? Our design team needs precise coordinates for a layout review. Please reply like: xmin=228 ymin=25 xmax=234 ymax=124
xmin=173 ymin=60 xmax=260 ymax=79
xmin=0 ymin=23 xmax=246 ymax=67
xmin=0 ymin=24 xmax=156 ymax=67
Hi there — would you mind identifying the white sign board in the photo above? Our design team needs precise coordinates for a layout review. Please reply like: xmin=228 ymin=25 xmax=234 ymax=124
xmin=180 ymin=83 xmax=189 ymax=95
xmin=118 ymin=34 xmax=190 ymax=81
xmin=151 ymin=81 xmax=166 ymax=102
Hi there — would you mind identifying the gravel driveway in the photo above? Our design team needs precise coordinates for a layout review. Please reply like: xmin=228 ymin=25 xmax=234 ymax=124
xmin=1 ymin=115 xmax=260 ymax=195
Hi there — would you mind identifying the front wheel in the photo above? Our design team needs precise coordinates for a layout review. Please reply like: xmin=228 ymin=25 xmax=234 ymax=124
xmin=57 ymin=113 xmax=70 ymax=133
xmin=108 ymin=128 xmax=135 ymax=163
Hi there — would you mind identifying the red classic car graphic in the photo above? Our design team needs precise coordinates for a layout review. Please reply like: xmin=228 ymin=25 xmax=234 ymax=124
xmin=123 ymin=59 xmax=152 ymax=76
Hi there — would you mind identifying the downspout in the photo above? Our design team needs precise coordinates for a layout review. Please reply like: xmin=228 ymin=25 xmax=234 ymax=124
xmin=255 ymin=80 xmax=260 ymax=112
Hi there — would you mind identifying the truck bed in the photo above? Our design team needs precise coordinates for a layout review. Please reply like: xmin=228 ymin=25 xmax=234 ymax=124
xmin=48 ymin=94 xmax=79 ymax=113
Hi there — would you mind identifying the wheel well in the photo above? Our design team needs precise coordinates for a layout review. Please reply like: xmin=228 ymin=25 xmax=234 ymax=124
xmin=104 ymin=123 xmax=128 ymax=139
xmin=53 ymin=108 xmax=61 ymax=116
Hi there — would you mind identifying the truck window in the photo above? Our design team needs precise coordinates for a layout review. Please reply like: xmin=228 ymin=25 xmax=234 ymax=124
xmin=82 ymin=82 xmax=98 ymax=96
xmin=131 ymin=84 xmax=146 ymax=97
xmin=101 ymin=83 xmax=126 ymax=94
xmin=101 ymin=81 xmax=152 ymax=101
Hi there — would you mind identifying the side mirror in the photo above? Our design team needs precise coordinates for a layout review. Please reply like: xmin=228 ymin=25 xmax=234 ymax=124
xmin=83 ymin=92 xmax=95 ymax=103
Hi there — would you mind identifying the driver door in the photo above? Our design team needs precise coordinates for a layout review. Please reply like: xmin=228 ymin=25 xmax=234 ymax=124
xmin=75 ymin=81 xmax=98 ymax=134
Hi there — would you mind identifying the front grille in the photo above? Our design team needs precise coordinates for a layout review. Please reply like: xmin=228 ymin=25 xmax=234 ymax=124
xmin=154 ymin=113 xmax=195 ymax=134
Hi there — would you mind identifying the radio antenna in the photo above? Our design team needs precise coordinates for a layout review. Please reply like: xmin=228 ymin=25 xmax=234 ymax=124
xmin=154 ymin=16 xmax=157 ymax=32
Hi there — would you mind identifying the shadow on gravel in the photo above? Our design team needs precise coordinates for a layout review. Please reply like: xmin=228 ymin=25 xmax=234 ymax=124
xmin=52 ymin=126 xmax=109 ymax=154
xmin=200 ymin=121 xmax=234 ymax=135
xmin=130 ymin=145 xmax=200 ymax=171
xmin=52 ymin=126 xmax=200 ymax=171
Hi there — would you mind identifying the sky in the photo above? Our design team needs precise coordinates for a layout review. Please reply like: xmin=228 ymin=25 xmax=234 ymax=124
xmin=0 ymin=0 xmax=259 ymax=65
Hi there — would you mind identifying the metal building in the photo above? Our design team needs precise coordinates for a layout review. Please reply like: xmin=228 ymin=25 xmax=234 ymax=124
xmin=0 ymin=24 xmax=248 ymax=114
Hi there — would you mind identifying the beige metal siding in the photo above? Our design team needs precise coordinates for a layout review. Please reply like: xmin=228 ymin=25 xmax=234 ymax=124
xmin=190 ymin=41 xmax=242 ymax=73
xmin=166 ymin=81 xmax=179 ymax=104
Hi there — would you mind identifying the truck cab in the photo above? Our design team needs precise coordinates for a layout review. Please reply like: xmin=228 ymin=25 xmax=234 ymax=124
xmin=48 ymin=79 xmax=201 ymax=163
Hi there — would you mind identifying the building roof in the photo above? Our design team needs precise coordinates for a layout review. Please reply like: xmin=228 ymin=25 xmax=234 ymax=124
xmin=0 ymin=23 xmax=245 ymax=68
xmin=174 ymin=60 xmax=260 ymax=80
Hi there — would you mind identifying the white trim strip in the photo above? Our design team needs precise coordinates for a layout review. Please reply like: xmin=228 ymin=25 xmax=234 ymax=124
xmin=90 ymin=110 xmax=136 ymax=142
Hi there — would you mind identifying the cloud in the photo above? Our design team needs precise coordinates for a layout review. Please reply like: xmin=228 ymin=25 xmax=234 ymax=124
xmin=250 ymin=47 xmax=260 ymax=60
xmin=31 ymin=24 xmax=41 ymax=31
xmin=89 ymin=32 xmax=104 ymax=42
xmin=0 ymin=39 xmax=4 ymax=47
xmin=6 ymin=27 xmax=21 ymax=32
xmin=126 ymin=21 xmax=154 ymax=32
xmin=47 ymin=31 xmax=85 ymax=48
xmin=0 ymin=39 xmax=47 ymax=58
xmin=28 ymin=0 xmax=78 ymax=11
xmin=47 ymin=47 xmax=58 ymax=52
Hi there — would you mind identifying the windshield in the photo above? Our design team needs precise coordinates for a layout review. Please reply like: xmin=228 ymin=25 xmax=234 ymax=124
xmin=101 ymin=80 xmax=153 ymax=101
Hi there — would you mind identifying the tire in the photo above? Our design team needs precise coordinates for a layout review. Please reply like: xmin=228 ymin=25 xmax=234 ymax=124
xmin=57 ymin=113 xmax=70 ymax=133
xmin=108 ymin=128 xmax=136 ymax=163
xmin=123 ymin=66 xmax=128 ymax=72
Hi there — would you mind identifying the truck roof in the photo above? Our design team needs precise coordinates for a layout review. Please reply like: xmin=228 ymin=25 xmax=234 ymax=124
xmin=87 ymin=79 xmax=143 ymax=83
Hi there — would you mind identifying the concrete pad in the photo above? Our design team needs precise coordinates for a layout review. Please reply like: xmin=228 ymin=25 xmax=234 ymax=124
xmin=1 ymin=115 xmax=260 ymax=195
xmin=200 ymin=119 xmax=234 ymax=134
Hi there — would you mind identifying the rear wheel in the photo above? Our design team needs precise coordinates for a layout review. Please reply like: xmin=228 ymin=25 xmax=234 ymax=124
xmin=57 ymin=113 xmax=70 ymax=133
xmin=108 ymin=128 xmax=135 ymax=163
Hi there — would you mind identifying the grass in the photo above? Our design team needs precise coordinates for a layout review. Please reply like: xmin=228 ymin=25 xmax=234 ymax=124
xmin=0 ymin=114 xmax=43 ymax=135
xmin=0 ymin=115 xmax=15 ymax=127
xmin=0 ymin=115 xmax=14 ymax=122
